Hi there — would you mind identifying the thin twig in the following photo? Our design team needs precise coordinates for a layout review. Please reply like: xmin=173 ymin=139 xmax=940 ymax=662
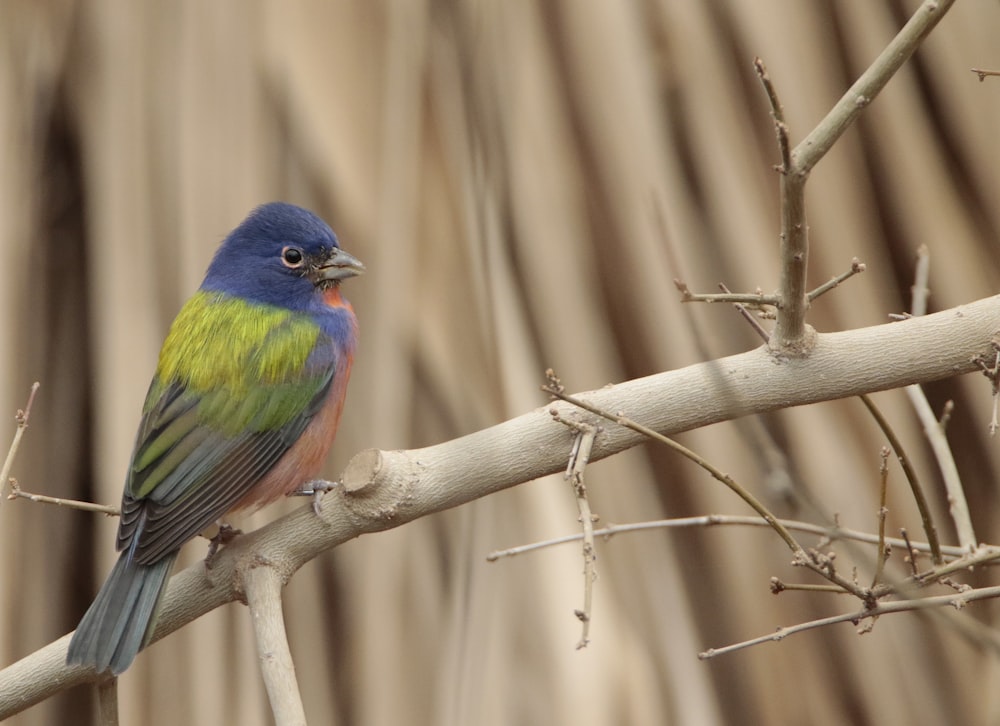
xmin=971 ymin=68 xmax=1000 ymax=82
xmin=562 ymin=423 xmax=598 ymax=649
xmin=673 ymin=281 xmax=779 ymax=307
xmin=6 ymin=481 xmax=120 ymax=516
xmin=0 ymin=382 xmax=40 ymax=503
xmin=546 ymin=370 xmax=603 ymax=648
xmin=486 ymin=515 xmax=968 ymax=562
xmin=678 ymin=292 xmax=780 ymax=306
xmin=718 ymin=284 xmax=771 ymax=343
xmin=541 ymin=386 xmax=802 ymax=554
xmin=900 ymin=528 xmax=920 ymax=577
xmin=871 ymin=448 xmax=890 ymax=588
xmin=771 ymin=579 xmax=849 ymax=594
xmin=975 ymin=339 xmax=1000 ymax=435
xmin=806 ymin=258 xmax=866 ymax=302
xmin=753 ymin=57 xmax=790 ymax=173
xmin=859 ymin=394 xmax=942 ymax=563
xmin=545 ymin=385 xmax=904 ymax=600
xmin=913 ymin=543 xmax=1000 ymax=581
xmin=1 ymin=382 xmax=119 ymax=516
xmin=488 ymin=509 xmax=1000 ymax=610
xmin=699 ymin=583 xmax=1000 ymax=659
xmin=902 ymin=245 xmax=976 ymax=551
xmin=991 ymin=344 xmax=1000 ymax=435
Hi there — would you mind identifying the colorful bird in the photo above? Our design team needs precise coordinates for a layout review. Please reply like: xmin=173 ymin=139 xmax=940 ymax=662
xmin=66 ymin=202 xmax=364 ymax=675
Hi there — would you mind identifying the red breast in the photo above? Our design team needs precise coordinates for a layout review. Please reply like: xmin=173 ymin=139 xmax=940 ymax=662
xmin=234 ymin=351 xmax=354 ymax=510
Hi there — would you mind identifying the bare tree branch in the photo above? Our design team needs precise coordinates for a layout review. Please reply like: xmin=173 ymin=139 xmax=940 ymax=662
xmin=96 ymin=677 xmax=118 ymax=726
xmin=244 ymin=564 xmax=307 ymax=726
xmin=903 ymin=246 xmax=976 ymax=550
xmin=767 ymin=0 xmax=955 ymax=351
xmin=485 ymin=514 xmax=969 ymax=562
xmin=700 ymin=583 xmax=1000 ymax=659
xmin=1 ymin=294 xmax=999 ymax=718
xmin=6 ymin=481 xmax=119 ymax=516
xmin=0 ymin=296 xmax=1000 ymax=719
xmin=859 ymin=394 xmax=942 ymax=563
xmin=795 ymin=0 xmax=957 ymax=175
xmin=971 ymin=68 xmax=1000 ymax=82
xmin=0 ymin=382 xmax=39 ymax=504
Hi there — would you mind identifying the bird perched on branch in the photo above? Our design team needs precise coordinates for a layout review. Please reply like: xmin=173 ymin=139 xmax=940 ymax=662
xmin=66 ymin=202 xmax=364 ymax=675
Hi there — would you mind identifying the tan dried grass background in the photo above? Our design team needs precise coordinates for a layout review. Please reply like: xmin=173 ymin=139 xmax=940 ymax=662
xmin=2 ymin=1 xmax=1000 ymax=724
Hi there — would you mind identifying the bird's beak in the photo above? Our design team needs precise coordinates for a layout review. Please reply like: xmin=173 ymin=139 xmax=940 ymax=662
xmin=314 ymin=247 xmax=365 ymax=283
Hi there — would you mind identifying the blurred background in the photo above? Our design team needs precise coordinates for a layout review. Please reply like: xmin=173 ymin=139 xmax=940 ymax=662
xmin=2 ymin=1 xmax=1000 ymax=724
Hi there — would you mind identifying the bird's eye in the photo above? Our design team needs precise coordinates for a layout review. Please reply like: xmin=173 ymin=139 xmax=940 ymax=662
xmin=281 ymin=246 xmax=305 ymax=268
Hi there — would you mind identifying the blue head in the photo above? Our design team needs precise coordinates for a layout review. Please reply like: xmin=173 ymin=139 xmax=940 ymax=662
xmin=202 ymin=202 xmax=364 ymax=311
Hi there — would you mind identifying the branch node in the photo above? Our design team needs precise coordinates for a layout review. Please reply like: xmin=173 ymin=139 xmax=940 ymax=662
xmin=971 ymin=68 xmax=1000 ymax=82
xmin=718 ymin=283 xmax=771 ymax=343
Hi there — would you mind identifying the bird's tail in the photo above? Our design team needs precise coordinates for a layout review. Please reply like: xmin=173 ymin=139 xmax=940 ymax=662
xmin=66 ymin=550 xmax=177 ymax=675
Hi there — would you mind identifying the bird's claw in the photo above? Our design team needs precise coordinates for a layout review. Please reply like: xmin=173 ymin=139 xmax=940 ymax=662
xmin=205 ymin=523 xmax=243 ymax=565
xmin=290 ymin=479 xmax=337 ymax=515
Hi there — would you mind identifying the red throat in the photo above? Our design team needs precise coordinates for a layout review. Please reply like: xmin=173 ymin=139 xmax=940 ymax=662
xmin=322 ymin=286 xmax=354 ymax=311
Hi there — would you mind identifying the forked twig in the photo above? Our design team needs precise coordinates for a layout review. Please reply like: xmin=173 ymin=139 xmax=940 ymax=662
xmin=546 ymin=370 xmax=600 ymax=648
xmin=542 ymin=384 xmax=802 ymax=554
xmin=1 ymin=383 xmax=120 ymax=516
xmin=542 ymin=380 xmax=882 ymax=601
xmin=700 ymin=584 xmax=1000 ymax=659
xmin=0 ymin=383 xmax=40 ymax=503
xmin=758 ymin=0 xmax=956 ymax=349
xmin=859 ymin=395 xmax=942 ymax=563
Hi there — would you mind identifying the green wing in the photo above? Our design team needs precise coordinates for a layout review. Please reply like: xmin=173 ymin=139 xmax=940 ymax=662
xmin=116 ymin=292 xmax=335 ymax=565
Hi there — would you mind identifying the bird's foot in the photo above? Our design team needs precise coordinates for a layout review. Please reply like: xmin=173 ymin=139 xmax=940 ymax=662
xmin=290 ymin=479 xmax=338 ymax=515
xmin=204 ymin=522 xmax=243 ymax=565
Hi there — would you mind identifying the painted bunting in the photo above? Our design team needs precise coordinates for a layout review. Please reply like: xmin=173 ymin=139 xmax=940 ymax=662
xmin=66 ymin=202 xmax=363 ymax=675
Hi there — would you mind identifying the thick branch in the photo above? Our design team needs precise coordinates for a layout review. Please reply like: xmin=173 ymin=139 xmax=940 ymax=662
xmin=2 ymin=295 xmax=999 ymax=718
